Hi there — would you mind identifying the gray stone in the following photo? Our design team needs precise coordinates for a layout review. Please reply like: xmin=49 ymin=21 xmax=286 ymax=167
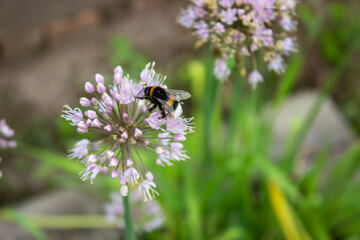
xmin=269 ymin=90 xmax=355 ymax=163
xmin=0 ymin=189 xmax=121 ymax=240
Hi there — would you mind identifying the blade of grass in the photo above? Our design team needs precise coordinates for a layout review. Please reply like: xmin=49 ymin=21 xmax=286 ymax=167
xmin=274 ymin=54 xmax=305 ymax=106
xmin=227 ymin=69 xmax=244 ymax=155
xmin=268 ymin=180 xmax=311 ymax=240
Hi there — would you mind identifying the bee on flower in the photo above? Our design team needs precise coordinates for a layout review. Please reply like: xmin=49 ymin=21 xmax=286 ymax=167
xmin=178 ymin=0 xmax=298 ymax=88
xmin=0 ymin=119 xmax=17 ymax=178
xmin=62 ymin=62 xmax=194 ymax=201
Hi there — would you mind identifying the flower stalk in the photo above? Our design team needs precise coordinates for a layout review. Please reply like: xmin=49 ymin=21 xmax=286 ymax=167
xmin=123 ymin=194 xmax=136 ymax=240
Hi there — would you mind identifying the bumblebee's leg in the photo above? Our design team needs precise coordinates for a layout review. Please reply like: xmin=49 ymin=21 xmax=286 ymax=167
xmin=158 ymin=104 xmax=166 ymax=118
xmin=148 ymin=104 xmax=157 ymax=112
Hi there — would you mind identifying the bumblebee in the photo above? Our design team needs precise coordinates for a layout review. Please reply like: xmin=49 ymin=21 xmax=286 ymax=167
xmin=138 ymin=86 xmax=191 ymax=118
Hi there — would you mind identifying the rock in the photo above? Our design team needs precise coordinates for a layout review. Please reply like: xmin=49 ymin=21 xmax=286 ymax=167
xmin=0 ymin=188 xmax=120 ymax=240
xmin=270 ymin=90 xmax=355 ymax=163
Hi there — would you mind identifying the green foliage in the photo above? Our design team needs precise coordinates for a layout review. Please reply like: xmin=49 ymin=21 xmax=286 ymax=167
xmin=319 ymin=3 xmax=360 ymax=64
xmin=109 ymin=35 xmax=148 ymax=77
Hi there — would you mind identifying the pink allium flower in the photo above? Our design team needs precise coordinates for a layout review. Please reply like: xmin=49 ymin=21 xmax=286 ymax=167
xmin=0 ymin=119 xmax=17 ymax=178
xmin=105 ymin=191 xmax=165 ymax=232
xmin=178 ymin=0 xmax=298 ymax=86
xmin=268 ymin=55 xmax=285 ymax=74
xmin=62 ymin=63 xmax=194 ymax=201
xmin=248 ymin=70 xmax=264 ymax=89
xmin=214 ymin=59 xmax=231 ymax=82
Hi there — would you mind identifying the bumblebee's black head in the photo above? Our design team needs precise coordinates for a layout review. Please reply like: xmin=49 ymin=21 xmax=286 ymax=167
xmin=144 ymin=87 xmax=151 ymax=98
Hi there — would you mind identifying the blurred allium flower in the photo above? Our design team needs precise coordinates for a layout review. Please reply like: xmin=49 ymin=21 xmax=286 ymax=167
xmin=178 ymin=0 xmax=298 ymax=87
xmin=62 ymin=63 xmax=194 ymax=201
xmin=0 ymin=119 xmax=17 ymax=178
xmin=105 ymin=191 xmax=165 ymax=232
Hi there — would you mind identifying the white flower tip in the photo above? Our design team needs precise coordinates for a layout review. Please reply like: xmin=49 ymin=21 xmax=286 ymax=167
xmin=120 ymin=185 xmax=129 ymax=196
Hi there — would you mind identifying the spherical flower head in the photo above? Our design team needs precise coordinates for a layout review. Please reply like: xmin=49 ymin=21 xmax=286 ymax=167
xmin=105 ymin=191 xmax=165 ymax=232
xmin=178 ymin=0 xmax=298 ymax=86
xmin=62 ymin=63 xmax=194 ymax=201
xmin=0 ymin=119 xmax=17 ymax=179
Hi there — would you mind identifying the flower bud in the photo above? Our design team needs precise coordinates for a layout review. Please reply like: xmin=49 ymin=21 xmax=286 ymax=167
xmin=120 ymin=185 xmax=129 ymax=196
xmin=121 ymin=131 xmax=128 ymax=139
xmin=146 ymin=171 xmax=154 ymax=181
xmin=85 ymin=82 xmax=94 ymax=93
xmin=107 ymin=150 xmax=115 ymax=159
xmin=88 ymin=154 xmax=98 ymax=164
xmin=85 ymin=110 xmax=97 ymax=119
xmin=134 ymin=128 xmax=142 ymax=137
xmin=114 ymin=72 xmax=122 ymax=84
xmin=155 ymin=147 xmax=163 ymax=154
xmin=80 ymin=97 xmax=91 ymax=107
xmin=104 ymin=124 xmax=112 ymax=132
xmin=109 ymin=158 xmax=118 ymax=167
xmin=95 ymin=73 xmax=104 ymax=84
xmin=111 ymin=169 xmax=119 ymax=178
xmin=97 ymin=83 xmax=106 ymax=94
xmin=174 ymin=133 xmax=186 ymax=142
xmin=91 ymin=118 xmax=101 ymax=128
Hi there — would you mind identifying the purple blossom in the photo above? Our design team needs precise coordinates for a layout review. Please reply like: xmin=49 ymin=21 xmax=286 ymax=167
xmin=221 ymin=8 xmax=237 ymax=26
xmin=213 ymin=22 xmax=225 ymax=34
xmin=62 ymin=106 xmax=83 ymax=126
xmin=219 ymin=0 xmax=234 ymax=8
xmin=248 ymin=70 xmax=264 ymax=89
xmin=279 ymin=16 xmax=296 ymax=32
xmin=85 ymin=82 xmax=95 ymax=93
xmin=68 ymin=139 xmax=90 ymax=160
xmin=0 ymin=120 xmax=14 ymax=138
xmin=282 ymin=37 xmax=296 ymax=55
xmin=95 ymin=73 xmax=105 ymax=84
xmin=139 ymin=179 xmax=158 ymax=202
xmin=214 ymin=59 xmax=231 ymax=82
xmin=62 ymin=63 xmax=194 ymax=201
xmin=178 ymin=7 xmax=197 ymax=28
xmin=268 ymin=55 xmax=285 ymax=74
xmin=0 ymin=119 xmax=17 ymax=179
xmin=194 ymin=20 xmax=209 ymax=41
xmin=178 ymin=0 xmax=298 ymax=86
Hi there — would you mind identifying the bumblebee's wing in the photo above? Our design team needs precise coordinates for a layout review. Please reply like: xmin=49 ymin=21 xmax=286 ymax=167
xmin=166 ymin=89 xmax=191 ymax=101
xmin=155 ymin=97 xmax=175 ymax=113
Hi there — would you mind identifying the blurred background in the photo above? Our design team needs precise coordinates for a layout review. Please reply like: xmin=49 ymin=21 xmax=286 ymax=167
xmin=1 ymin=0 xmax=360 ymax=239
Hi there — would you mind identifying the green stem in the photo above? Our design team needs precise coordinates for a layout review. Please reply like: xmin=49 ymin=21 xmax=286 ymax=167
xmin=202 ymin=48 xmax=215 ymax=165
xmin=123 ymin=195 xmax=136 ymax=240
xmin=227 ymin=69 xmax=244 ymax=155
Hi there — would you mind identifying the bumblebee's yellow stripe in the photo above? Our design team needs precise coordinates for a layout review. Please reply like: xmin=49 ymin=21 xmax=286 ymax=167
xmin=149 ymin=86 xmax=158 ymax=98
xmin=166 ymin=97 xmax=174 ymax=110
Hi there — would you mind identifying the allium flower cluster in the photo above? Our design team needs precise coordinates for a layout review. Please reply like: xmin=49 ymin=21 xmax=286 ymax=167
xmin=105 ymin=191 xmax=165 ymax=232
xmin=0 ymin=119 xmax=17 ymax=178
xmin=178 ymin=0 xmax=298 ymax=87
xmin=62 ymin=63 xmax=194 ymax=201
